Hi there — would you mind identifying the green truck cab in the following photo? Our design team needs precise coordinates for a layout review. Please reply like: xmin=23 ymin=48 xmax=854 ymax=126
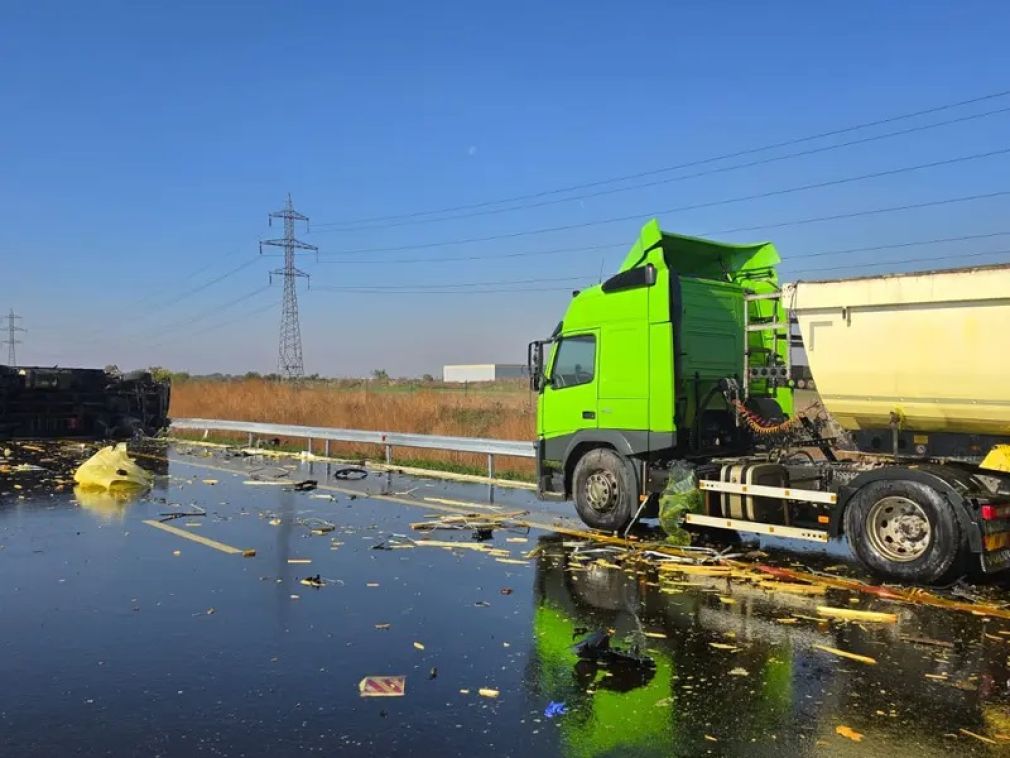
xmin=529 ymin=219 xmax=791 ymax=531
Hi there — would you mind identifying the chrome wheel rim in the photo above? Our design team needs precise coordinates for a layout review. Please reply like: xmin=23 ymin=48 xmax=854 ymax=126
xmin=584 ymin=470 xmax=619 ymax=513
xmin=866 ymin=496 xmax=931 ymax=562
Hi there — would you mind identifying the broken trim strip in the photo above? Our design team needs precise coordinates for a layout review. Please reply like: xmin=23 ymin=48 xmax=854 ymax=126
xmin=143 ymin=519 xmax=254 ymax=556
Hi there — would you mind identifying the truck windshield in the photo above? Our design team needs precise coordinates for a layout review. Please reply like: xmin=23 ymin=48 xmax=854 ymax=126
xmin=551 ymin=334 xmax=596 ymax=388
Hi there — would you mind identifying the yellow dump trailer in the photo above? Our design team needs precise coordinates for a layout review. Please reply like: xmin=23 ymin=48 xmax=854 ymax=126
xmin=784 ymin=264 xmax=1010 ymax=436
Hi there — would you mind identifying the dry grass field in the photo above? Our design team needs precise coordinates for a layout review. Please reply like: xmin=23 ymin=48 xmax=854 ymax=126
xmin=170 ymin=378 xmax=538 ymax=477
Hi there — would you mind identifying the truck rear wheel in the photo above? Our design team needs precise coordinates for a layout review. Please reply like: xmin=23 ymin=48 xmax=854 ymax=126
xmin=572 ymin=448 xmax=637 ymax=532
xmin=844 ymin=479 xmax=967 ymax=584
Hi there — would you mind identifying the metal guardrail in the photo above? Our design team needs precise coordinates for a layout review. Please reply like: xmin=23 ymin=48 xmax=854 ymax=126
xmin=170 ymin=417 xmax=536 ymax=479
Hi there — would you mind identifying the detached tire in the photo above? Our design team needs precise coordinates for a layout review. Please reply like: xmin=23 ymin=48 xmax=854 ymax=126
xmin=844 ymin=479 xmax=967 ymax=584
xmin=572 ymin=448 xmax=637 ymax=532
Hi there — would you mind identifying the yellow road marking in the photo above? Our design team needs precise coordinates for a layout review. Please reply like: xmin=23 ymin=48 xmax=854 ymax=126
xmin=143 ymin=519 xmax=253 ymax=556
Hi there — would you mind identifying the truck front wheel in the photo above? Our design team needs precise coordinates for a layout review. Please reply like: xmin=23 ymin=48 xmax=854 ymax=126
xmin=572 ymin=448 xmax=637 ymax=532
xmin=844 ymin=479 xmax=967 ymax=584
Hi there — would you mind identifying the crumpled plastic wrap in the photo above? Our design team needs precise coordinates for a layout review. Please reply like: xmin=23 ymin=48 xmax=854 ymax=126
xmin=73 ymin=443 xmax=153 ymax=491
xmin=658 ymin=462 xmax=703 ymax=545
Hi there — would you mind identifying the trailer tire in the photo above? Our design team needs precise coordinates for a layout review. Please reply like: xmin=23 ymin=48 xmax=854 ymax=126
xmin=572 ymin=448 xmax=637 ymax=532
xmin=844 ymin=479 xmax=966 ymax=584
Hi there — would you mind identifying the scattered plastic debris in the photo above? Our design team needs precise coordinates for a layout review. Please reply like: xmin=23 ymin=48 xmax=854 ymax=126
xmin=544 ymin=701 xmax=568 ymax=718
xmin=359 ymin=676 xmax=406 ymax=697
xmin=817 ymin=606 xmax=897 ymax=624
xmin=478 ymin=687 xmax=499 ymax=698
xmin=836 ymin=725 xmax=864 ymax=742
xmin=814 ymin=644 xmax=877 ymax=665
xmin=73 ymin=444 xmax=153 ymax=491
xmin=299 ymin=575 xmax=324 ymax=588
xmin=292 ymin=479 xmax=317 ymax=491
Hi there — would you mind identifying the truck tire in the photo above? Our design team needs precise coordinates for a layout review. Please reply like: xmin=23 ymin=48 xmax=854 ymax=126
xmin=572 ymin=448 xmax=638 ymax=532
xmin=844 ymin=479 xmax=966 ymax=584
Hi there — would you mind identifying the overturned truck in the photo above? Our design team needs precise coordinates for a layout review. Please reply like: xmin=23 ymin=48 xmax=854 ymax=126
xmin=0 ymin=366 xmax=170 ymax=440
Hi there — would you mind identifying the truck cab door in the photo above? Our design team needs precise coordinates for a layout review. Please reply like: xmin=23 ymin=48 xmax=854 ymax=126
xmin=540 ymin=330 xmax=600 ymax=441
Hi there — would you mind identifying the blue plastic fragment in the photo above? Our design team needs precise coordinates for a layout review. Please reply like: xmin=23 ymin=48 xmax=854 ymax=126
xmin=544 ymin=701 xmax=568 ymax=718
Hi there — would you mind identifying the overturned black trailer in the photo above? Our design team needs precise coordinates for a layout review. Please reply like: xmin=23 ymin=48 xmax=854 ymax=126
xmin=0 ymin=365 xmax=170 ymax=440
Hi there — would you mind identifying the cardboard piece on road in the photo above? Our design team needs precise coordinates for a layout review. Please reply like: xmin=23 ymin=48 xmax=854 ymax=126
xmin=359 ymin=675 xmax=406 ymax=697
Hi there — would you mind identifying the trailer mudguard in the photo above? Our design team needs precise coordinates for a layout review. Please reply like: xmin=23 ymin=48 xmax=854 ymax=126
xmin=833 ymin=464 xmax=983 ymax=553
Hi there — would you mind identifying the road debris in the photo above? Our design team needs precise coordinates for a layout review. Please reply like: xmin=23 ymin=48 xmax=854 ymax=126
xmin=544 ymin=701 xmax=568 ymax=718
xmin=299 ymin=575 xmax=324 ymax=588
xmin=813 ymin=644 xmax=877 ymax=665
xmin=143 ymin=519 xmax=254 ymax=556
xmin=359 ymin=676 xmax=406 ymax=697
xmin=478 ymin=688 xmax=499 ymax=698
xmin=333 ymin=467 xmax=368 ymax=481
xmin=959 ymin=728 xmax=997 ymax=745
xmin=835 ymin=725 xmax=864 ymax=742
xmin=817 ymin=606 xmax=897 ymax=623
xmin=74 ymin=444 xmax=153 ymax=491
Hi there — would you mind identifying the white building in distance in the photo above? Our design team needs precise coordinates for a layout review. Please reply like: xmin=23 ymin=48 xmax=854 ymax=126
xmin=442 ymin=364 xmax=526 ymax=383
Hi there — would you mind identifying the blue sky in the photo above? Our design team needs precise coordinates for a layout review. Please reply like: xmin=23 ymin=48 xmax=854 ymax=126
xmin=3 ymin=1 xmax=1009 ymax=376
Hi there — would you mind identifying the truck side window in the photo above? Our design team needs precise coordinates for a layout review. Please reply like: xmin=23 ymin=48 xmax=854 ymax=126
xmin=551 ymin=335 xmax=596 ymax=389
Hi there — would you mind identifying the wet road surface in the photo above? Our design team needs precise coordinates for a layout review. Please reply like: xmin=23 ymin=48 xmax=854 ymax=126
xmin=2 ymin=441 xmax=1010 ymax=756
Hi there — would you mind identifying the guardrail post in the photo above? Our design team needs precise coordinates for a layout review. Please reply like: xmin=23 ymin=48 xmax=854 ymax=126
xmin=307 ymin=437 xmax=313 ymax=455
xmin=247 ymin=432 xmax=254 ymax=447
xmin=385 ymin=444 xmax=392 ymax=464
xmin=324 ymin=439 xmax=330 ymax=458
xmin=487 ymin=453 xmax=495 ymax=480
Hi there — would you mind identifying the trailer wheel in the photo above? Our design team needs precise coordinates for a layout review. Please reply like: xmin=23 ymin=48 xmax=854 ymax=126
xmin=844 ymin=479 xmax=966 ymax=584
xmin=572 ymin=448 xmax=637 ymax=532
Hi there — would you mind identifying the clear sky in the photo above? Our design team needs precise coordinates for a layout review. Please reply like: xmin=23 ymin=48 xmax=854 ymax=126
xmin=3 ymin=1 xmax=1009 ymax=376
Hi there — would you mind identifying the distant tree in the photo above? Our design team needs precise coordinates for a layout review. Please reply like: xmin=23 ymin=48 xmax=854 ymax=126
xmin=148 ymin=366 xmax=172 ymax=383
xmin=371 ymin=368 xmax=390 ymax=383
xmin=244 ymin=371 xmax=262 ymax=380
xmin=421 ymin=373 xmax=435 ymax=383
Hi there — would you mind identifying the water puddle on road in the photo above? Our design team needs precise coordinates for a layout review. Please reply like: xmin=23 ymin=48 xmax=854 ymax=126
xmin=0 ymin=441 xmax=1008 ymax=755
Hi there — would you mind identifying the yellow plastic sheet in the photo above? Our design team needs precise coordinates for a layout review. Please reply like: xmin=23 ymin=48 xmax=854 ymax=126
xmin=73 ymin=443 xmax=153 ymax=491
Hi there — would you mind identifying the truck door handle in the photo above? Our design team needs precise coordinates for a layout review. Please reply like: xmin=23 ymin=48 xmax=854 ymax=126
xmin=582 ymin=411 xmax=596 ymax=419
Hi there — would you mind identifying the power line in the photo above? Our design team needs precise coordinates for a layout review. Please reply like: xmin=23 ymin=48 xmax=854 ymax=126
xmin=314 ymin=274 xmax=594 ymax=291
xmin=133 ymin=285 xmax=272 ymax=343
xmin=316 ymin=241 xmax=626 ymax=264
xmin=792 ymin=247 xmax=1010 ymax=277
xmin=1 ymin=309 xmax=26 ymax=365
xmin=795 ymin=230 xmax=1010 ymax=260
xmin=318 ymin=105 xmax=1010 ymax=232
xmin=703 ymin=189 xmax=1010 ymax=236
xmin=330 ymin=148 xmax=1010 ymax=254
xmin=313 ymin=230 xmax=1010 ymax=268
xmin=313 ymin=285 xmax=585 ymax=295
xmin=314 ymin=87 xmax=1010 ymax=228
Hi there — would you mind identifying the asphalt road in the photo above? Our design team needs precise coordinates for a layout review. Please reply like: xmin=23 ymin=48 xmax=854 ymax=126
xmin=1 ymin=441 xmax=1009 ymax=757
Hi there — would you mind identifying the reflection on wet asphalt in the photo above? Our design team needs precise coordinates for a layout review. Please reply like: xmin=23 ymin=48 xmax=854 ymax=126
xmin=2 ymin=441 xmax=1010 ymax=756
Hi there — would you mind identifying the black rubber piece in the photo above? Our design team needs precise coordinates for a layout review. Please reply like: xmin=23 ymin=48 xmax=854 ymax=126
xmin=572 ymin=448 xmax=637 ymax=532
xmin=332 ymin=467 xmax=368 ymax=481
xmin=844 ymin=478 xmax=967 ymax=584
